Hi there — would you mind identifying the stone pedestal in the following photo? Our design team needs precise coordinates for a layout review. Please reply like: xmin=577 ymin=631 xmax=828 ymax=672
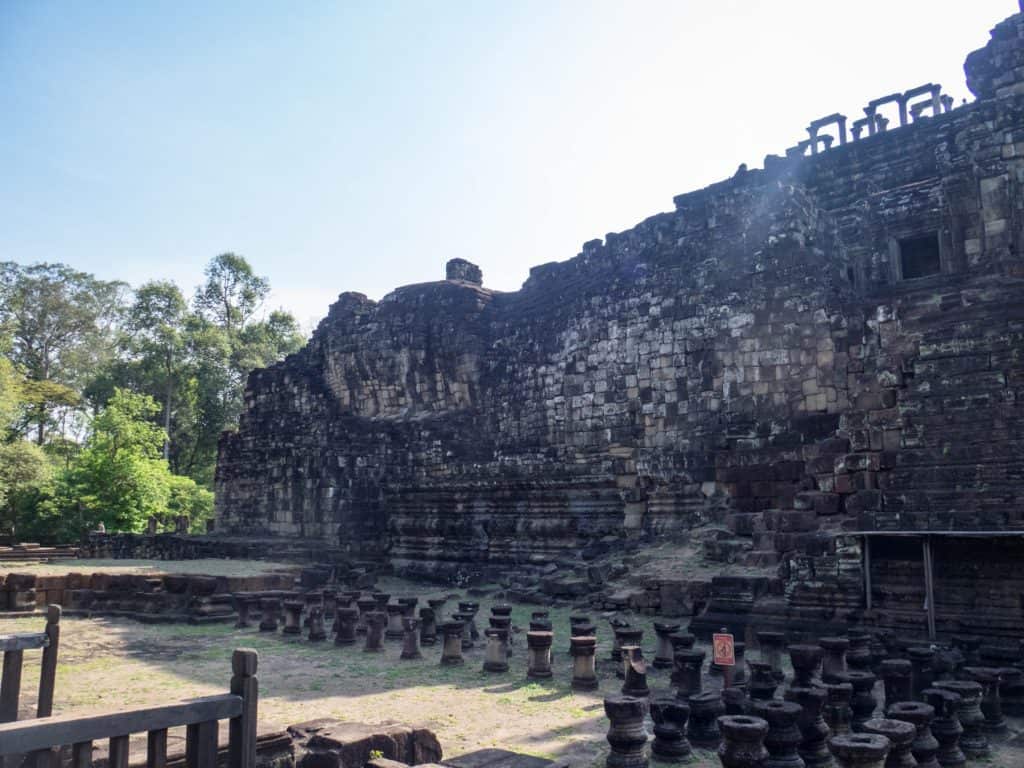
xmin=718 ymin=715 xmax=769 ymax=768
xmin=963 ymin=666 xmax=1006 ymax=734
xmin=303 ymin=592 xmax=321 ymax=627
xmin=571 ymin=635 xmax=599 ymax=691
xmin=749 ymin=661 xmax=778 ymax=701
xmin=823 ymin=682 xmax=854 ymax=738
xmin=668 ymin=633 xmax=696 ymax=686
xmin=530 ymin=619 xmax=553 ymax=632
xmin=400 ymin=617 xmax=422 ymax=660
xmin=356 ymin=597 xmax=377 ymax=635
xmin=569 ymin=614 xmax=591 ymax=649
xmin=820 ymin=638 xmax=850 ymax=685
xmin=616 ymin=628 xmax=643 ymax=666
xmin=363 ymin=611 xmax=385 ymax=652
xmin=308 ymin=606 xmax=327 ymax=641
xmin=419 ymin=606 xmax=437 ymax=646
xmin=259 ymin=597 xmax=281 ymax=632
xmin=687 ymin=691 xmax=724 ymax=749
xmin=880 ymin=660 xmax=912 ymax=710
xmin=886 ymin=701 xmax=939 ymax=768
xmin=440 ymin=621 xmax=465 ymax=666
xmin=453 ymin=612 xmax=475 ymax=650
xmin=398 ymin=596 xmax=418 ymax=617
xmin=733 ymin=642 xmax=748 ymax=686
xmin=923 ymin=688 xmax=965 ymax=768
xmin=427 ymin=597 xmax=447 ymax=616
xmin=752 ymin=699 xmax=803 ymax=768
xmin=827 ymin=733 xmax=890 ymax=768
xmin=372 ymin=592 xmax=390 ymax=611
xmin=492 ymin=604 xmax=513 ymax=618
xmin=322 ymin=589 xmax=337 ymax=619
xmin=907 ymin=647 xmax=935 ymax=700
xmin=334 ymin=606 xmax=358 ymax=645
xmin=847 ymin=671 xmax=877 ymax=731
xmin=385 ymin=604 xmax=406 ymax=640
xmin=653 ymin=623 xmax=680 ymax=669
xmin=621 ymin=646 xmax=649 ymax=698
xmin=789 ymin=645 xmax=824 ymax=688
xmin=757 ymin=631 xmax=786 ymax=683
xmin=846 ymin=632 xmax=871 ymax=673
xmin=604 ymin=695 xmax=649 ymax=768
xmin=234 ymin=595 xmax=255 ymax=628
xmin=650 ymin=697 xmax=691 ymax=761
xmin=784 ymin=685 xmax=831 ymax=768
xmin=674 ymin=649 xmax=705 ymax=699
xmin=490 ymin=616 xmax=512 ymax=649
xmin=861 ymin=718 xmax=915 ymax=768
xmin=998 ymin=666 xmax=1024 ymax=716
xmin=933 ymin=680 xmax=987 ymax=758
xmin=527 ymin=631 xmax=554 ymax=679
xmin=570 ymin=623 xmax=596 ymax=655
xmin=611 ymin=624 xmax=631 ymax=662
xmin=484 ymin=627 xmax=509 ymax=673
xmin=283 ymin=600 xmax=304 ymax=635
xmin=459 ymin=601 xmax=480 ymax=640
xmin=723 ymin=687 xmax=748 ymax=716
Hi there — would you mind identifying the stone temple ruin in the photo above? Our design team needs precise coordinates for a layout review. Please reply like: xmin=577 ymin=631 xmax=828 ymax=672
xmin=213 ymin=6 xmax=1024 ymax=646
xmin=7 ymin=8 xmax=1024 ymax=768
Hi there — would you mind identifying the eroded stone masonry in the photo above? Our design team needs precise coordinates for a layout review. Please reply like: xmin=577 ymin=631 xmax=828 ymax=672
xmin=217 ymin=10 xmax=1024 ymax=639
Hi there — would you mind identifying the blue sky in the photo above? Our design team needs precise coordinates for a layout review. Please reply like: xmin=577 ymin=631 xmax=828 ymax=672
xmin=0 ymin=1 xmax=1015 ymax=330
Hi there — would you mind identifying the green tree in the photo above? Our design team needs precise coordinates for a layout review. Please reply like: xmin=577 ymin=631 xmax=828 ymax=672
xmin=0 ymin=262 xmax=127 ymax=444
xmin=125 ymin=281 xmax=188 ymax=459
xmin=47 ymin=389 xmax=212 ymax=536
xmin=0 ymin=441 xmax=52 ymax=538
xmin=193 ymin=253 xmax=269 ymax=339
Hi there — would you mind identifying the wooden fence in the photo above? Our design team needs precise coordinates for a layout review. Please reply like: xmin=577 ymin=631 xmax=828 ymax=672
xmin=0 ymin=604 xmax=61 ymax=724
xmin=0 ymin=648 xmax=258 ymax=768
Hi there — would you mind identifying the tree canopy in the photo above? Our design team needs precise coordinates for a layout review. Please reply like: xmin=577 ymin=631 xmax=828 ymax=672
xmin=0 ymin=253 xmax=305 ymax=542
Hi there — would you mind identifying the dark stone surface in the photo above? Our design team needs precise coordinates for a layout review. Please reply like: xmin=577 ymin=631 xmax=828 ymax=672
xmin=211 ymin=7 xmax=1024 ymax=639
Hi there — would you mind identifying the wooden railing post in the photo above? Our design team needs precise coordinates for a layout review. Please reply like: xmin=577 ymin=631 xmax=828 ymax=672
xmin=37 ymin=605 xmax=61 ymax=718
xmin=228 ymin=649 xmax=258 ymax=768
xmin=186 ymin=719 xmax=220 ymax=768
xmin=109 ymin=735 xmax=130 ymax=768
xmin=71 ymin=741 xmax=93 ymax=768
xmin=0 ymin=649 xmax=24 ymax=723
xmin=146 ymin=728 xmax=168 ymax=768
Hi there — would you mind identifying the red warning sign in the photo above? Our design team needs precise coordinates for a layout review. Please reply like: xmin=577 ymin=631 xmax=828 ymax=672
xmin=713 ymin=632 xmax=735 ymax=667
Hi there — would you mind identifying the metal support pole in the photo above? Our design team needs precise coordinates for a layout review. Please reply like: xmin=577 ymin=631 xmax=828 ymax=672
xmin=863 ymin=536 xmax=872 ymax=611
xmin=922 ymin=536 xmax=936 ymax=640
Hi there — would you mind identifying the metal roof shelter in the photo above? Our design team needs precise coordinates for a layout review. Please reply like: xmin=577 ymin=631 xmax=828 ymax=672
xmin=844 ymin=530 xmax=1024 ymax=640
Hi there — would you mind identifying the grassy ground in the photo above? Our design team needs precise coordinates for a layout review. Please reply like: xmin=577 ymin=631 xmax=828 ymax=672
xmin=2 ymin=574 xmax=1023 ymax=767
xmin=0 ymin=558 xmax=299 ymax=577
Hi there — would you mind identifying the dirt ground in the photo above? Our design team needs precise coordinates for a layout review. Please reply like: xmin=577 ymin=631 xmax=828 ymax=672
xmin=2 ymin=574 xmax=1024 ymax=768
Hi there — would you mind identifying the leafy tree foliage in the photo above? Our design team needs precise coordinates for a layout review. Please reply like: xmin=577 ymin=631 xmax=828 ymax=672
xmin=0 ymin=262 xmax=126 ymax=443
xmin=0 ymin=253 xmax=304 ymax=542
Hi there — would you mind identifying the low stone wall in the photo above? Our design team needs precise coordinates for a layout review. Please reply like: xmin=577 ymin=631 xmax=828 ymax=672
xmin=0 ymin=570 xmax=298 ymax=623
xmin=78 ymin=532 xmax=351 ymax=564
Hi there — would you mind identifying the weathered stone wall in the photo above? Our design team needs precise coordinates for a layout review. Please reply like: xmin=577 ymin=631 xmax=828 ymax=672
xmin=217 ymin=10 xmax=1024 ymax=630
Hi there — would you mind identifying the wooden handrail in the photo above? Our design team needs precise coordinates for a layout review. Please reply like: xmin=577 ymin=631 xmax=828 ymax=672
xmin=0 ymin=634 xmax=50 ymax=653
xmin=1 ymin=605 xmax=61 ymax=725
xmin=0 ymin=648 xmax=257 ymax=768
xmin=0 ymin=695 xmax=242 ymax=754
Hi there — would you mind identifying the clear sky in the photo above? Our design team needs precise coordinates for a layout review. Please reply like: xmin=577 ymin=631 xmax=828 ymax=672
xmin=1 ymin=1 xmax=1015 ymax=331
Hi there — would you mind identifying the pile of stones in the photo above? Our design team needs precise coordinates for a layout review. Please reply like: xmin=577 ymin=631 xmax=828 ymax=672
xmin=231 ymin=587 xmax=1022 ymax=768
xmin=600 ymin=626 xmax=1024 ymax=768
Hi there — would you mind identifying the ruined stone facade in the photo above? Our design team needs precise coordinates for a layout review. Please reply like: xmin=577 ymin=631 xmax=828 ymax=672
xmin=217 ymin=11 xmax=1024 ymax=637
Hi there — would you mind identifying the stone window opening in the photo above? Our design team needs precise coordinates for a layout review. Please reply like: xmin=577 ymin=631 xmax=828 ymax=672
xmin=895 ymin=233 xmax=942 ymax=280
